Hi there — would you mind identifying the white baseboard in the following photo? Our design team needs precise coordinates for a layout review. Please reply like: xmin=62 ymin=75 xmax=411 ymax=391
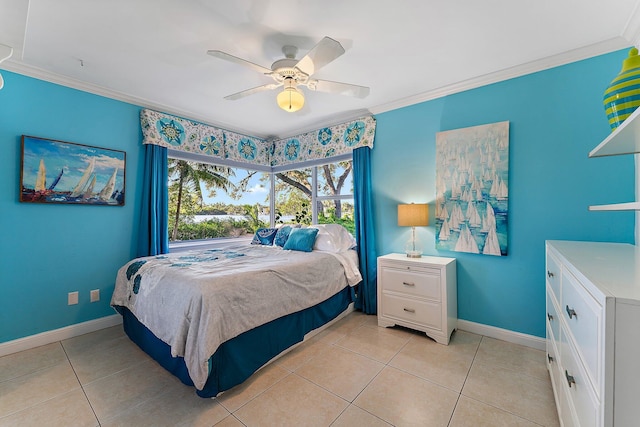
xmin=457 ymin=319 xmax=546 ymax=351
xmin=0 ymin=314 xmax=123 ymax=357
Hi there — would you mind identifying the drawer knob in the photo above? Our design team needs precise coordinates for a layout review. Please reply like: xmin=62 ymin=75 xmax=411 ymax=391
xmin=547 ymin=271 xmax=554 ymax=278
xmin=565 ymin=305 xmax=577 ymax=319
xmin=565 ymin=370 xmax=576 ymax=388
xmin=547 ymin=313 xmax=553 ymax=322
xmin=403 ymin=307 xmax=416 ymax=313
xmin=402 ymin=281 xmax=415 ymax=287
xmin=547 ymin=354 xmax=554 ymax=364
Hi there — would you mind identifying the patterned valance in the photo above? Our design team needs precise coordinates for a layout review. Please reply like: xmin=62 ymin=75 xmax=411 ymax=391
xmin=140 ymin=109 xmax=375 ymax=168
xmin=270 ymin=116 xmax=376 ymax=167
xmin=140 ymin=109 xmax=270 ymax=166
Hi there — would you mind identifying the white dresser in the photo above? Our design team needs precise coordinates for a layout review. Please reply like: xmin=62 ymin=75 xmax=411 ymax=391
xmin=546 ymin=240 xmax=640 ymax=427
xmin=377 ymin=253 xmax=457 ymax=344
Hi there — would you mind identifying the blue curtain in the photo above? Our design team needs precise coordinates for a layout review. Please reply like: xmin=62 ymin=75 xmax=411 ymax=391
xmin=137 ymin=143 xmax=169 ymax=257
xmin=353 ymin=146 xmax=377 ymax=314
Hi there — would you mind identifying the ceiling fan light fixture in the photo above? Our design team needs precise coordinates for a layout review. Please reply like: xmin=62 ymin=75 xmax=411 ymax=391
xmin=277 ymin=85 xmax=304 ymax=112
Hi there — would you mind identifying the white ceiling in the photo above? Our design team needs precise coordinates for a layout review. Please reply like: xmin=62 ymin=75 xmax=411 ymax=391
xmin=2 ymin=0 xmax=640 ymax=139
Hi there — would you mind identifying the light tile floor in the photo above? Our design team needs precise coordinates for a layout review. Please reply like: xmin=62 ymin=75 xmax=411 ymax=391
xmin=0 ymin=312 xmax=560 ymax=427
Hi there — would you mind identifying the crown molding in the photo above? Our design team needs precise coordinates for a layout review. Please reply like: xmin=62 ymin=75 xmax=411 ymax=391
xmin=0 ymin=60 xmax=269 ymax=139
xmin=369 ymin=37 xmax=631 ymax=115
xmin=622 ymin=0 xmax=640 ymax=47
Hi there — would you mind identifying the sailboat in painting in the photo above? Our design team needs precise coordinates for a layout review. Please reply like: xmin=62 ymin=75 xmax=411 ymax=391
xmin=438 ymin=217 xmax=451 ymax=241
xmin=34 ymin=159 xmax=46 ymax=193
xmin=70 ymin=158 xmax=95 ymax=198
xmin=483 ymin=225 xmax=502 ymax=256
xmin=98 ymin=169 xmax=117 ymax=201
xmin=83 ymin=175 xmax=97 ymax=199
xmin=455 ymin=224 xmax=479 ymax=254
xmin=48 ymin=169 xmax=63 ymax=191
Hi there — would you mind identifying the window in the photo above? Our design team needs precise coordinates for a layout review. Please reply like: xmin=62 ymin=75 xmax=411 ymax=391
xmin=273 ymin=159 xmax=354 ymax=233
xmin=167 ymin=157 xmax=270 ymax=242
xmin=168 ymin=156 xmax=354 ymax=244
xmin=315 ymin=160 xmax=354 ymax=234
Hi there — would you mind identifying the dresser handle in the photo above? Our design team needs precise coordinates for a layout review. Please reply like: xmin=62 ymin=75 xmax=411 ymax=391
xmin=402 ymin=281 xmax=415 ymax=287
xmin=565 ymin=305 xmax=577 ymax=319
xmin=565 ymin=370 xmax=576 ymax=388
xmin=403 ymin=307 xmax=416 ymax=313
xmin=547 ymin=313 xmax=553 ymax=322
xmin=547 ymin=354 xmax=554 ymax=364
xmin=547 ymin=271 xmax=554 ymax=278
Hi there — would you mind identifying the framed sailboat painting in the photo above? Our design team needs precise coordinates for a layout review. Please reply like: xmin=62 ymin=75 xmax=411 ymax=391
xmin=19 ymin=135 xmax=126 ymax=206
xmin=435 ymin=121 xmax=509 ymax=256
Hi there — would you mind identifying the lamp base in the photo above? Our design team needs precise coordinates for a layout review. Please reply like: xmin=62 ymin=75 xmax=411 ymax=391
xmin=405 ymin=250 xmax=423 ymax=258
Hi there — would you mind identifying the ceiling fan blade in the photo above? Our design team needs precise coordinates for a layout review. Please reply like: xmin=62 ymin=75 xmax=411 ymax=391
xmin=224 ymin=83 xmax=281 ymax=100
xmin=294 ymin=37 xmax=345 ymax=76
xmin=0 ymin=43 xmax=13 ymax=63
xmin=207 ymin=50 xmax=272 ymax=75
xmin=307 ymin=79 xmax=370 ymax=98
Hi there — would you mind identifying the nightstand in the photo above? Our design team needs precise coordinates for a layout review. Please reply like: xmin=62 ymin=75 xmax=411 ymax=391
xmin=377 ymin=253 xmax=457 ymax=344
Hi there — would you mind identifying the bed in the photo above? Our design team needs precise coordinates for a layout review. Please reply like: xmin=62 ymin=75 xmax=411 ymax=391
xmin=110 ymin=224 xmax=361 ymax=398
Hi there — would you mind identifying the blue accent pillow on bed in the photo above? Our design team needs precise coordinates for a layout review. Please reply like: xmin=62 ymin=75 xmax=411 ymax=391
xmin=274 ymin=225 xmax=292 ymax=247
xmin=251 ymin=228 xmax=278 ymax=245
xmin=283 ymin=227 xmax=319 ymax=252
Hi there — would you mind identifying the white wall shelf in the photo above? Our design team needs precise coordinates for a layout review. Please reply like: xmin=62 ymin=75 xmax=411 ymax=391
xmin=589 ymin=107 xmax=640 ymax=220
xmin=590 ymin=107 xmax=640 ymax=158
xmin=589 ymin=201 xmax=640 ymax=211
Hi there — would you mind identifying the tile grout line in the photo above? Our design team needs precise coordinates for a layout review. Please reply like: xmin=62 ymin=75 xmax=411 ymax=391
xmin=332 ymin=329 xmax=413 ymax=426
xmin=446 ymin=332 xmax=484 ymax=426
xmin=458 ymin=336 xmax=555 ymax=426
xmin=59 ymin=340 xmax=102 ymax=426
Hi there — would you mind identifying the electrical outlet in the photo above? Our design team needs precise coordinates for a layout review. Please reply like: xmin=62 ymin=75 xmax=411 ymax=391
xmin=90 ymin=289 xmax=100 ymax=302
xmin=68 ymin=291 xmax=79 ymax=305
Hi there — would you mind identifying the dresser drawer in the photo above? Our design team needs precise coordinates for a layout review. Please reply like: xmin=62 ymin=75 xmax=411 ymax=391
xmin=561 ymin=268 xmax=602 ymax=393
xmin=546 ymin=284 xmax=560 ymax=346
xmin=546 ymin=250 xmax=562 ymax=301
xmin=546 ymin=322 xmax=560 ymax=380
xmin=547 ymin=324 xmax=575 ymax=427
xmin=561 ymin=330 xmax=599 ymax=427
xmin=380 ymin=266 xmax=441 ymax=301
xmin=380 ymin=294 xmax=442 ymax=330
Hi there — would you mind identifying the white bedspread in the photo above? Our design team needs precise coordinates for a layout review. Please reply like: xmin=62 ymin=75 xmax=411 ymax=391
xmin=111 ymin=243 xmax=361 ymax=389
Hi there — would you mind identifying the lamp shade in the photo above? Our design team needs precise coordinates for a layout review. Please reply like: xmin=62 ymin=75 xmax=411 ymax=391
xmin=398 ymin=203 xmax=429 ymax=227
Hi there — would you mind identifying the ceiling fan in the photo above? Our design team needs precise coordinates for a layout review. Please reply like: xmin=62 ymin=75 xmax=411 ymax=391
xmin=207 ymin=36 xmax=370 ymax=112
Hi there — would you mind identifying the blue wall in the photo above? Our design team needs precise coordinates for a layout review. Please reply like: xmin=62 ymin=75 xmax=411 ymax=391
xmin=0 ymin=72 xmax=143 ymax=342
xmin=372 ymin=49 xmax=635 ymax=338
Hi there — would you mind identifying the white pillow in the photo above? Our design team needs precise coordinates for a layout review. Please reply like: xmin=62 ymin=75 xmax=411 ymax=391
xmin=310 ymin=224 xmax=357 ymax=253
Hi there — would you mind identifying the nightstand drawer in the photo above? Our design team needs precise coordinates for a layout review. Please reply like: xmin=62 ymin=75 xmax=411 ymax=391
xmin=381 ymin=294 xmax=442 ymax=330
xmin=380 ymin=266 xmax=441 ymax=301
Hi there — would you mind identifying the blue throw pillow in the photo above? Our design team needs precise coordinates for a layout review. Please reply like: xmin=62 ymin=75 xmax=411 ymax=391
xmin=251 ymin=228 xmax=277 ymax=245
xmin=274 ymin=225 xmax=292 ymax=247
xmin=283 ymin=228 xmax=319 ymax=252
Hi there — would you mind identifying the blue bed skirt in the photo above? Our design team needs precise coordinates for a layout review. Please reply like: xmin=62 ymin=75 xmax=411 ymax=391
xmin=116 ymin=285 xmax=353 ymax=398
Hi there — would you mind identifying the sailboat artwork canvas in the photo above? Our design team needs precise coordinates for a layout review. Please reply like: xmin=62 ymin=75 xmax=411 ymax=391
xmin=435 ymin=121 xmax=509 ymax=256
xmin=20 ymin=135 xmax=125 ymax=206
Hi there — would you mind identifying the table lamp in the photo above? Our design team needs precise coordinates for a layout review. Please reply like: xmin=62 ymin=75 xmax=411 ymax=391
xmin=398 ymin=203 xmax=429 ymax=258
